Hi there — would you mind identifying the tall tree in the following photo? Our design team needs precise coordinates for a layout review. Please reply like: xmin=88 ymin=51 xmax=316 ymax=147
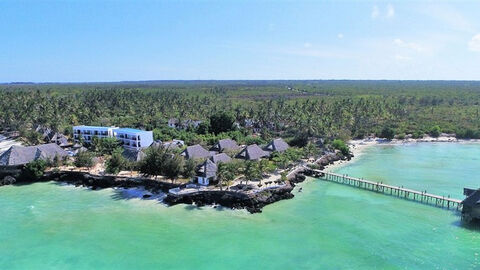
xmin=163 ymin=153 xmax=184 ymax=183
xmin=216 ymin=162 xmax=236 ymax=190
xmin=105 ymin=148 xmax=127 ymax=174
xmin=244 ymin=161 xmax=261 ymax=184
xmin=74 ymin=151 xmax=95 ymax=169
xmin=182 ymin=158 xmax=197 ymax=179
xmin=209 ymin=111 xmax=235 ymax=135
xmin=139 ymin=146 xmax=168 ymax=179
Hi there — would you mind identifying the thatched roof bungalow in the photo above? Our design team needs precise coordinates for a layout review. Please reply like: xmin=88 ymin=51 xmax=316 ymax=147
xmin=210 ymin=153 xmax=232 ymax=164
xmin=236 ymin=144 xmax=269 ymax=160
xmin=265 ymin=138 xmax=289 ymax=152
xmin=195 ymin=159 xmax=218 ymax=186
xmin=462 ymin=188 xmax=480 ymax=222
xmin=210 ymin=139 xmax=239 ymax=152
xmin=181 ymin=144 xmax=211 ymax=160
xmin=0 ymin=143 xmax=68 ymax=167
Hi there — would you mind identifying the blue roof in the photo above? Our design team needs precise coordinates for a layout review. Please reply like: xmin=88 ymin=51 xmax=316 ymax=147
xmin=115 ymin=128 xmax=146 ymax=133
xmin=74 ymin=125 xmax=114 ymax=129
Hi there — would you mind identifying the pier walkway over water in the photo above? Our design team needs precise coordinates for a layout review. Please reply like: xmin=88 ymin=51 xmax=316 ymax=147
xmin=310 ymin=170 xmax=463 ymax=211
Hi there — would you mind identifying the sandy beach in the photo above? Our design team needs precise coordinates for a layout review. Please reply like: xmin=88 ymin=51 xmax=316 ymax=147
xmin=324 ymin=135 xmax=480 ymax=172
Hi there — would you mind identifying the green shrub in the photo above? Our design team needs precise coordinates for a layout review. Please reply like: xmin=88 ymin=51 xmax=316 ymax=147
xmin=379 ymin=127 xmax=395 ymax=140
xmin=105 ymin=149 xmax=127 ymax=174
xmin=74 ymin=151 xmax=95 ymax=168
xmin=429 ymin=125 xmax=441 ymax=138
xmin=396 ymin=133 xmax=406 ymax=140
xmin=456 ymin=128 xmax=480 ymax=139
xmin=23 ymin=159 xmax=48 ymax=180
xmin=412 ymin=131 xmax=424 ymax=139
xmin=332 ymin=139 xmax=350 ymax=156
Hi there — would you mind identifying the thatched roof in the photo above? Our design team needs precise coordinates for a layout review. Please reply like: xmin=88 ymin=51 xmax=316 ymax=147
xmin=236 ymin=144 xmax=269 ymax=160
xmin=197 ymin=159 xmax=217 ymax=178
xmin=36 ymin=144 xmax=68 ymax=160
xmin=0 ymin=143 xmax=67 ymax=166
xmin=122 ymin=149 xmax=146 ymax=162
xmin=463 ymin=189 xmax=480 ymax=207
xmin=211 ymin=139 xmax=239 ymax=152
xmin=210 ymin=153 xmax=232 ymax=164
xmin=265 ymin=138 xmax=289 ymax=152
xmin=49 ymin=133 xmax=70 ymax=147
xmin=158 ymin=139 xmax=185 ymax=150
xmin=0 ymin=146 xmax=38 ymax=166
xmin=168 ymin=118 xmax=179 ymax=125
xmin=181 ymin=144 xmax=211 ymax=159
xmin=74 ymin=147 xmax=88 ymax=155
xmin=35 ymin=125 xmax=52 ymax=140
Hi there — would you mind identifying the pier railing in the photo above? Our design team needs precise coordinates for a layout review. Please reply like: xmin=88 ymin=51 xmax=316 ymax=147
xmin=310 ymin=170 xmax=462 ymax=211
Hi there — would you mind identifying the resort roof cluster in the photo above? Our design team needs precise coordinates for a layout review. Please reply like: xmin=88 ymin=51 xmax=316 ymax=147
xmin=176 ymin=138 xmax=289 ymax=186
xmin=1 ymin=122 xmax=292 ymax=189
xmin=0 ymin=143 xmax=67 ymax=166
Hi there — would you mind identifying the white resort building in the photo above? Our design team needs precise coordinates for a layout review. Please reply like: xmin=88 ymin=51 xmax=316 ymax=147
xmin=73 ymin=126 xmax=153 ymax=150
xmin=73 ymin=126 xmax=117 ymax=143
xmin=114 ymin=128 xmax=153 ymax=150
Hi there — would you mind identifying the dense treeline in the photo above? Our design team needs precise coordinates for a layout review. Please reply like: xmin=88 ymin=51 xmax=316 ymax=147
xmin=1 ymin=80 xmax=480 ymax=140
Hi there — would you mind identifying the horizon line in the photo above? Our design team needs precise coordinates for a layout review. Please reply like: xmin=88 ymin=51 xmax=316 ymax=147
xmin=2 ymin=79 xmax=480 ymax=85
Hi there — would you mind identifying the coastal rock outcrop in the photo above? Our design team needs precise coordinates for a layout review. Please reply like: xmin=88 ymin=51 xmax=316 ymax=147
xmin=164 ymin=181 xmax=296 ymax=213
xmin=315 ymin=151 xmax=352 ymax=169
xmin=1 ymin=175 xmax=16 ymax=186
xmin=0 ymin=168 xmax=307 ymax=214
xmin=26 ymin=171 xmax=182 ymax=193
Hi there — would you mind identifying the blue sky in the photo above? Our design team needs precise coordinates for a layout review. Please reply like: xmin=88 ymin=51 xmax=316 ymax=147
xmin=1 ymin=0 xmax=480 ymax=82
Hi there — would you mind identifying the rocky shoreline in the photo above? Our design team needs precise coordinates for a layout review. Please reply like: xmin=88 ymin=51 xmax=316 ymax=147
xmin=164 ymin=174 xmax=307 ymax=213
xmin=0 ymin=167 xmax=312 ymax=213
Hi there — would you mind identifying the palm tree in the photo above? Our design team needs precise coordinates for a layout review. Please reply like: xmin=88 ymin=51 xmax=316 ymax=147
xmin=244 ymin=161 xmax=261 ymax=184
xmin=216 ymin=162 xmax=236 ymax=190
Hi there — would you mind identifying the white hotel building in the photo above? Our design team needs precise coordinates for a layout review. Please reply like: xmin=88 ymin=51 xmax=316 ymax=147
xmin=114 ymin=128 xmax=153 ymax=149
xmin=73 ymin=126 xmax=154 ymax=150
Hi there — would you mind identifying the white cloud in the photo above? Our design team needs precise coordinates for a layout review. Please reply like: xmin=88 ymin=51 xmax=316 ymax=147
xmin=469 ymin=34 xmax=480 ymax=52
xmin=386 ymin=4 xmax=395 ymax=18
xmin=393 ymin=39 xmax=427 ymax=52
xmin=394 ymin=55 xmax=412 ymax=61
xmin=372 ymin=4 xmax=395 ymax=19
xmin=304 ymin=42 xmax=312 ymax=48
xmin=422 ymin=4 xmax=474 ymax=33
xmin=337 ymin=33 xmax=344 ymax=39
xmin=371 ymin=5 xmax=380 ymax=19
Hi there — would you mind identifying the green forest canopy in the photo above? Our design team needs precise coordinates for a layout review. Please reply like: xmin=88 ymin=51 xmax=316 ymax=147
xmin=1 ymin=80 xmax=480 ymax=140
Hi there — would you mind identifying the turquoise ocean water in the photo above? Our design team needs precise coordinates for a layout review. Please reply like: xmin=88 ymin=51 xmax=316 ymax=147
xmin=1 ymin=143 xmax=480 ymax=269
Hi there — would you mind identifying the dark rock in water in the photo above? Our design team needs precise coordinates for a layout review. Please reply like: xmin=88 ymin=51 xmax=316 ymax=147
xmin=40 ymin=170 xmax=180 ymax=192
xmin=143 ymin=194 xmax=152 ymax=198
xmin=1 ymin=175 xmax=16 ymax=186
xmin=290 ymin=174 xmax=306 ymax=184
xmin=303 ymin=170 xmax=313 ymax=176
xmin=164 ymin=181 xmax=295 ymax=214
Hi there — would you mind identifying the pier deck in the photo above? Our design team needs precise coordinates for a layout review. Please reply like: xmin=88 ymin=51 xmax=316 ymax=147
xmin=310 ymin=170 xmax=462 ymax=211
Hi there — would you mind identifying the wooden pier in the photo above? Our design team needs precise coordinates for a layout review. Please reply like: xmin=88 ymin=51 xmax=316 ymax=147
xmin=311 ymin=170 xmax=463 ymax=211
